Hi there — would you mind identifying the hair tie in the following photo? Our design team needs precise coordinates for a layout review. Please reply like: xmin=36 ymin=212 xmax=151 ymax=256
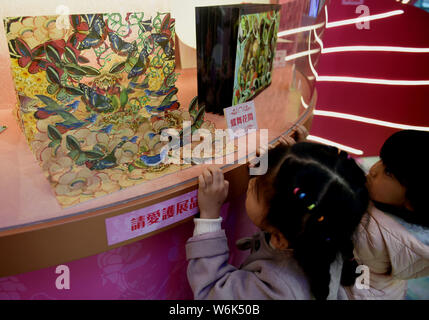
xmin=299 ymin=193 xmax=306 ymax=199
xmin=308 ymin=203 xmax=316 ymax=210
xmin=317 ymin=215 xmax=324 ymax=222
xmin=347 ymin=154 xmax=352 ymax=160
xmin=293 ymin=187 xmax=300 ymax=195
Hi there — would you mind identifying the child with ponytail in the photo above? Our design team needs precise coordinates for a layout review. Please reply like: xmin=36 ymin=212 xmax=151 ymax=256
xmin=186 ymin=141 xmax=369 ymax=300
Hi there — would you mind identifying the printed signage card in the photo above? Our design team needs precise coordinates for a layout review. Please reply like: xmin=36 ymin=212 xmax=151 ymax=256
xmin=224 ymin=100 xmax=258 ymax=139
xmin=105 ymin=190 xmax=199 ymax=246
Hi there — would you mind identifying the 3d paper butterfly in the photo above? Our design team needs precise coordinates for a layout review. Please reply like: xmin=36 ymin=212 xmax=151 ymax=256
xmin=77 ymin=14 xmax=108 ymax=50
xmin=79 ymin=84 xmax=114 ymax=113
xmin=151 ymin=13 xmax=175 ymax=60
xmin=11 ymin=38 xmax=48 ymax=74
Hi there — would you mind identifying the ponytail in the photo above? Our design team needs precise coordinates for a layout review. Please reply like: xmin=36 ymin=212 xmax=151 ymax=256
xmin=264 ymin=142 xmax=369 ymax=300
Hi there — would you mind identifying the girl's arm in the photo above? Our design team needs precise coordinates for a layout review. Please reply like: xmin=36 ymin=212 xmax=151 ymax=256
xmin=186 ymin=229 xmax=276 ymax=300
xmin=186 ymin=166 xmax=293 ymax=299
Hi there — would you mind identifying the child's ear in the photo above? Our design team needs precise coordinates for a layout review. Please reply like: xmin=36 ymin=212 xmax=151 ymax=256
xmin=270 ymin=229 xmax=289 ymax=250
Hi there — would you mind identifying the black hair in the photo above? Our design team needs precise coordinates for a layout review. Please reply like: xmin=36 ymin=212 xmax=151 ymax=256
xmin=255 ymin=142 xmax=369 ymax=300
xmin=378 ymin=130 xmax=429 ymax=227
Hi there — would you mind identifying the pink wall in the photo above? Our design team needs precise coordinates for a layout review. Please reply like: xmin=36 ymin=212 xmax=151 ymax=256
xmin=310 ymin=0 xmax=429 ymax=156
xmin=0 ymin=194 xmax=257 ymax=300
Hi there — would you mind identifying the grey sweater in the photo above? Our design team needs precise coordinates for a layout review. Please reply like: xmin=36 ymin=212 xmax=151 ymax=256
xmin=186 ymin=229 xmax=347 ymax=300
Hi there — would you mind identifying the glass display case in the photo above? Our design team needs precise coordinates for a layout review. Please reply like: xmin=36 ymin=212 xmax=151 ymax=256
xmin=0 ymin=0 xmax=326 ymax=279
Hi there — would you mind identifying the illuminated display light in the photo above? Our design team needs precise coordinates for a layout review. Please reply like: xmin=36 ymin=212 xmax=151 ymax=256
xmin=321 ymin=45 xmax=429 ymax=54
xmin=314 ymin=110 xmax=429 ymax=131
xmin=310 ymin=29 xmax=429 ymax=85
xmin=316 ymin=76 xmax=429 ymax=85
xmin=302 ymin=5 xmax=429 ymax=157
xmin=313 ymin=24 xmax=429 ymax=54
xmin=324 ymin=6 xmax=404 ymax=28
xmin=300 ymin=97 xmax=429 ymax=131
xmin=284 ymin=49 xmax=321 ymax=62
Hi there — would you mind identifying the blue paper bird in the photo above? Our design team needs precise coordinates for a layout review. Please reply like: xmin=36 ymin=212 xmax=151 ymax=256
xmin=54 ymin=113 xmax=98 ymax=133
xmin=65 ymin=100 xmax=80 ymax=113
xmin=140 ymin=148 xmax=167 ymax=167
xmin=99 ymin=124 xmax=113 ymax=134
xmin=34 ymin=95 xmax=79 ymax=119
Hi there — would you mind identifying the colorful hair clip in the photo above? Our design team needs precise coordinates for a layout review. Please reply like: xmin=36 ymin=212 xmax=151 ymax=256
xmin=308 ymin=203 xmax=316 ymax=210
xmin=347 ymin=155 xmax=352 ymax=160
xmin=293 ymin=187 xmax=300 ymax=195
xmin=317 ymin=215 xmax=324 ymax=222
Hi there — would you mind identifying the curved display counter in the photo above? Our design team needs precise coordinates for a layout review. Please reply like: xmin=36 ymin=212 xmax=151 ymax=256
xmin=0 ymin=0 xmax=326 ymax=299
xmin=0 ymin=64 xmax=315 ymax=277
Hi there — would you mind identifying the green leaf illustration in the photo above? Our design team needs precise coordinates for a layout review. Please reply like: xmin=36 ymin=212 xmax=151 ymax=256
xmin=64 ymin=86 xmax=84 ymax=96
xmin=188 ymin=95 xmax=198 ymax=114
xmin=66 ymin=135 xmax=81 ymax=151
xmin=15 ymin=38 xmax=31 ymax=59
xmin=85 ymin=150 xmax=104 ymax=159
xmin=67 ymin=149 xmax=79 ymax=161
xmin=46 ymin=66 xmax=61 ymax=84
xmin=192 ymin=104 xmax=205 ymax=131
xmin=78 ymin=56 xmax=90 ymax=64
xmin=46 ymin=45 xmax=61 ymax=64
xmin=109 ymin=61 xmax=126 ymax=74
xmin=47 ymin=83 xmax=60 ymax=95
xmin=64 ymin=46 xmax=78 ymax=64
xmin=120 ymin=88 xmax=129 ymax=107
xmin=47 ymin=124 xmax=62 ymax=141
xmin=56 ymin=88 xmax=69 ymax=101
xmin=64 ymin=64 xmax=87 ymax=76
xmin=80 ymin=66 xmax=101 ymax=76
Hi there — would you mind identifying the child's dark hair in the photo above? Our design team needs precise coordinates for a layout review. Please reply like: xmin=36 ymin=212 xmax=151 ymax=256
xmin=255 ymin=142 xmax=369 ymax=300
xmin=377 ymin=130 xmax=429 ymax=227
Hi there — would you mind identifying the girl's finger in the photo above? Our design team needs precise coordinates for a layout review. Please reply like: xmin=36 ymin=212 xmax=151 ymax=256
xmin=209 ymin=166 xmax=223 ymax=186
xmin=279 ymin=136 xmax=292 ymax=146
xmin=203 ymin=168 xmax=213 ymax=185
xmin=296 ymin=125 xmax=308 ymax=141
xmin=224 ymin=180 xmax=229 ymax=197
xmin=198 ymin=174 xmax=206 ymax=189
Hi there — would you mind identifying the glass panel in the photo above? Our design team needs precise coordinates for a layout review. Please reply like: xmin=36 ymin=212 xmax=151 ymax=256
xmin=0 ymin=0 xmax=327 ymax=231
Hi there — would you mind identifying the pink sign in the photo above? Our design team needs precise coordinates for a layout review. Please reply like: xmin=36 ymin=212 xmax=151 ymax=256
xmin=105 ymin=190 xmax=199 ymax=246
xmin=224 ymin=101 xmax=258 ymax=139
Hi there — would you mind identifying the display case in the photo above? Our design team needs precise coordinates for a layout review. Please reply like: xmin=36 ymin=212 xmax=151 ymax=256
xmin=0 ymin=0 xmax=325 ymax=288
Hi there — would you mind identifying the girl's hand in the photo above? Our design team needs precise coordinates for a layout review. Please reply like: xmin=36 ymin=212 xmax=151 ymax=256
xmin=276 ymin=124 xmax=308 ymax=147
xmin=292 ymin=124 xmax=309 ymax=142
xmin=278 ymin=135 xmax=296 ymax=147
xmin=198 ymin=166 xmax=229 ymax=219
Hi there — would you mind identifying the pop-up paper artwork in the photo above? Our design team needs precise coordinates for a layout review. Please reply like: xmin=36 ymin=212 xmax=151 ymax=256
xmin=5 ymin=12 xmax=213 ymax=207
xmin=196 ymin=4 xmax=280 ymax=115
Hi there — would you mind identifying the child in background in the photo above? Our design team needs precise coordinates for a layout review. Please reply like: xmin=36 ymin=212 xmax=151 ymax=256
xmin=346 ymin=130 xmax=429 ymax=299
xmin=186 ymin=141 xmax=369 ymax=300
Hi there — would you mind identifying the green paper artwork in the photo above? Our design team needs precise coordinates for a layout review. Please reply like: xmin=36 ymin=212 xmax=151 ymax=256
xmin=233 ymin=10 xmax=280 ymax=105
